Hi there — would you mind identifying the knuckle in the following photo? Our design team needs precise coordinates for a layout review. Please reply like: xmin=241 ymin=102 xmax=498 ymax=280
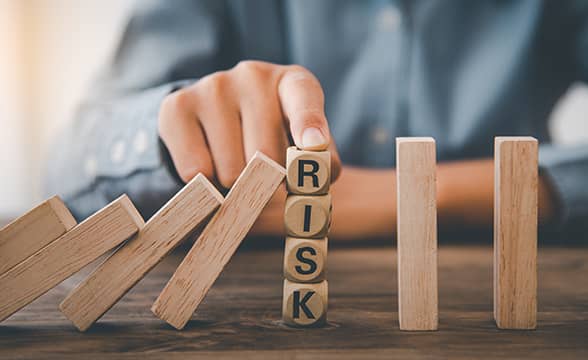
xmin=299 ymin=109 xmax=326 ymax=128
xmin=234 ymin=60 xmax=267 ymax=75
xmin=198 ymin=71 xmax=230 ymax=98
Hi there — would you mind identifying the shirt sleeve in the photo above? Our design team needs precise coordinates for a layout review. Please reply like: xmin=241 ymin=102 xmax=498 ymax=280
xmin=539 ymin=143 xmax=588 ymax=238
xmin=43 ymin=0 xmax=234 ymax=221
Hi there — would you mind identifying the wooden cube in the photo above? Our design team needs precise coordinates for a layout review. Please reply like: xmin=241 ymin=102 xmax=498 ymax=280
xmin=282 ymin=279 xmax=328 ymax=327
xmin=284 ymin=194 xmax=331 ymax=238
xmin=284 ymin=237 xmax=327 ymax=283
xmin=286 ymin=146 xmax=330 ymax=195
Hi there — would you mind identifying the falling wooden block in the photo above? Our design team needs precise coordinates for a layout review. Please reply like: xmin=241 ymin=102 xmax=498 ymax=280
xmin=284 ymin=237 xmax=328 ymax=283
xmin=284 ymin=194 xmax=331 ymax=239
xmin=0 ymin=196 xmax=77 ymax=276
xmin=151 ymin=152 xmax=286 ymax=330
xmin=286 ymin=146 xmax=330 ymax=195
xmin=494 ymin=137 xmax=538 ymax=330
xmin=282 ymin=279 xmax=328 ymax=327
xmin=60 ymin=174 xmax=223 ymax=331
xmin=0 ymin=195 xmax=143 ymax=323
xmin=396 ymin=137 xmax=438 ymax=331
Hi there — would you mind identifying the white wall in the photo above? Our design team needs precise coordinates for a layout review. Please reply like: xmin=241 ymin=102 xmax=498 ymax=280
xmin=0 ymin=0 xmax=133 ymax=216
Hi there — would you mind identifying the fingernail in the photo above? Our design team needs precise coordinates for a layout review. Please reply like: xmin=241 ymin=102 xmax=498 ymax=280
xmin=301 ymin=127 xmax=327 ymax=150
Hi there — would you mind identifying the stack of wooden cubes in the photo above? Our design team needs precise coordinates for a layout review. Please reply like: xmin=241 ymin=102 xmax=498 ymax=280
xmin=282 ymin=146 xmax=331 ymax=327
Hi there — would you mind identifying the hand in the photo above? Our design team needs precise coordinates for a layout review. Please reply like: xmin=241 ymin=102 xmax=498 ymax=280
xmin=158 ymin=60 xmax=341 ymax=188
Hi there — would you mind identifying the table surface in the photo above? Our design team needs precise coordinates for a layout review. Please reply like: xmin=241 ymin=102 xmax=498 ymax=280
xmin=0 ymin=243 xmax=587 ymax=359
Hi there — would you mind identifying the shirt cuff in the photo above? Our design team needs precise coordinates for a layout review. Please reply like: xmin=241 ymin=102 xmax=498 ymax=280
xmin=539 ymin=143 xmax=588 ymax=228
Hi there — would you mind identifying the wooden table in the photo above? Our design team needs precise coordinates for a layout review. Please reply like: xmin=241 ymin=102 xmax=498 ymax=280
xmin=1 ymin=243 xmax=587 ymax=359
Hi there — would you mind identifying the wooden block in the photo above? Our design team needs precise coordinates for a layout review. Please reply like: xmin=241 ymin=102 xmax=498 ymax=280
xmin=0 ymin=196 xmax=77 ymax=275
xmin=60 ymin=174 xmax=223 ymax=331
xmin=284 ymin=194 xmax=331 ymax=239
xmin=286 ymin=146 xmax=330 ymax=195
xmin=396 ymin=137 xmax=438 ymax=331
xmin=284 ymin=237 xmax=327 ymax=283
xmin=494 ymin=137 xmax=538 ymax=330
xmin=151 ymin=152 xmax=286 ymax=330
xmin=0 ymin=195 xmax=143 ymax=323
xmin=282 ymin=279 xmax=328 ymax=327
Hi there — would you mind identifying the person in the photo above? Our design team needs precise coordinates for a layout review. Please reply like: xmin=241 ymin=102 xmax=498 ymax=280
xmin=45 ymin=0 xmax=588 ymax=242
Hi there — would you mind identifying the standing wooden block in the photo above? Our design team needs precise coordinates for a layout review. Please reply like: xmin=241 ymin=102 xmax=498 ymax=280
xmin=0 ymin=195 xmax=143 ymax=323
xmin=282 ymin=279 xmax=328 ymax=327
xmin=284 ymin=237 xmax=328 ymax=283
xmin=151 ymin=152 xmax=286 ymax=330
xmin=60 ymin=174 xmax=223 ymax=331
xmin=286 ymin=146 xmax=330 ymax=195
xmin=396 ymin=137 xmax=438 ymax=331
xmin=494 ymin=137 xmax=538 ymax=330
xmin=284 ymin=194 xmax=331 ymax=238
xmin=0 ymin=196 xmax=77 ymax=275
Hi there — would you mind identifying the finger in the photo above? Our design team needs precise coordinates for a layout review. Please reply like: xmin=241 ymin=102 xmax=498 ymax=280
xmin=278 ymin=66 xmax=342 ymax=182
xmin=327 ymin=140 xmax=342 ymax=182
xmin=158 ymin=91 xmax=214 ymax=183
xmin=197 ymin=97 xmax=246 ymax=189
xmin=240 ymin=82 xmax=289 ymax=165
xmin=278 ymin=66 xmax=331 ymax=151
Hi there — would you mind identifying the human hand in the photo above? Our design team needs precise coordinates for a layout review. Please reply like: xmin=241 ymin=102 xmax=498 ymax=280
xmin=158 ymin=60 xmax=341 ymax=189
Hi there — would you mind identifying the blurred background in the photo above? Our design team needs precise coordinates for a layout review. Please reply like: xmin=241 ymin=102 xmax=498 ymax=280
xmin=0 ymin=0 xmax=587 ymax=219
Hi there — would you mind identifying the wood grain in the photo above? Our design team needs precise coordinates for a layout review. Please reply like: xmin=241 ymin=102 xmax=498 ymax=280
xmin=0 ymin=195 xmax=144 ymax=323
xmin=151 ymin=152 xmax=286 ymax=329
xmin=284 ymin=194 xmax=331 ymax=238
xmin=0 ymin=245 xmax=587 ymax=359
xmin=0 ymin=196 xmax=77 ymax=275
xmin=286 ymin=146 xmax=330 ymax=195
xmin=494 ymin=137 xmax=538 ymax=329
xmin=60 ymin=174 xmax=223 ymax=331
xmin=396 ymin=137 xmax=438 ymax=331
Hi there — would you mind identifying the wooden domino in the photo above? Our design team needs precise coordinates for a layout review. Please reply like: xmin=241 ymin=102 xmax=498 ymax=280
xmin=284 ymin=237 xmax=328 ymax=283
xmin=396 ymin=137 xmax=438 ymax=331
xmin=0 ymin=196 xmax=77 ymax=276
xmin=283 ymin=147 xmax=331 ymax=327
xmin=282 ymin=279 xmax=328 ymax=327
xmin=0 ymin=195 xmax=143 ymax=323
xmin=151 ymin=152 xmax=286 ymax=330
xmin=286 ymin=146 xmax=330 ymax=195
xmin=494 ymin=137 xmax=538 ymax=330
xmin=60 ymin=174 xmax=223 ymax=331
xmin=284 ymin=194 xmax=331 ymax=238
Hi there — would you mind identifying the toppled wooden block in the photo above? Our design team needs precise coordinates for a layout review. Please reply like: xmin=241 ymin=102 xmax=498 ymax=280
xmin=284 ymin=194 xmax=331 ymax=239
xmin=494 ymin=137 xmax=538 ymax=330
xmin=396 ymin=137 xmax=438 ymax=331
xmin=283 ymin=236 xmax=327 ymax=283
xmin=0 ymin=196 xmax=77 ymax=275
xmin=60 ymin=174 xmax=223 ymax=331
xmin=151 ymin=152 xmax=286 ymax=330
xmin=286 ymin=146 xmax=330 ymax=195
xmin=0 ymin=195 xmax=143 ymax=323
xmin=282 ymin=279 xmax=328 ymax=327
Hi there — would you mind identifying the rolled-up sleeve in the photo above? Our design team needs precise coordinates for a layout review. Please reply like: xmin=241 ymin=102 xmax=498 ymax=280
xmin=539 ymin=144 xmax=588 ymax=231
xmin=43 ymin=0 xmax=233 ymax=220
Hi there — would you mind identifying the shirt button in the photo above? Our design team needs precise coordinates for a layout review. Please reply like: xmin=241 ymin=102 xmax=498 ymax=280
xmin=371 ymin=127 xmax=390 ymax=145
xmin=133 ymin=129 xmax=149 ymax=155
xmin=110 ymin=139 xmax=126 ymax=164
xmin=378 ymin=6 xmax=402 ymax=31
xmin=84 ymin=156 xmax=97 ymax=177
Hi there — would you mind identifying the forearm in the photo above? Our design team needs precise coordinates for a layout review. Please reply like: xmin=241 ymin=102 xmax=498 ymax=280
xmin=253 ymin=159 xmax=557 ymax=240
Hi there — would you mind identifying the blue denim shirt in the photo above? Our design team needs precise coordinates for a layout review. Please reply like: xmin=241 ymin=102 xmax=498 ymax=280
xmin=45 ymin=0 xmax=588 ymax=237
